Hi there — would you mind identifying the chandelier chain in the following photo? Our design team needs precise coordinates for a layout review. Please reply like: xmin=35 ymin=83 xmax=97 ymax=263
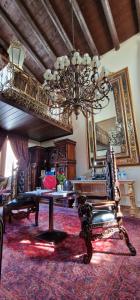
xmin=71 ymin=0 xmax=75 ymax=50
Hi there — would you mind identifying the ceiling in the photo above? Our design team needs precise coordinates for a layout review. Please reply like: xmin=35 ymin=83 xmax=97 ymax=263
xmin=0 ymin=0 xmax=139 ymax=141
xmin=0 ymin=100 xmax=72 ymax=142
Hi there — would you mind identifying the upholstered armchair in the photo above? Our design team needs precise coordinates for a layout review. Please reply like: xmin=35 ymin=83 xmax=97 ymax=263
xmin=3 ymin=167 xmax=39 ymax=231
xmin=78 ymin=145 xmax=136 ymax=264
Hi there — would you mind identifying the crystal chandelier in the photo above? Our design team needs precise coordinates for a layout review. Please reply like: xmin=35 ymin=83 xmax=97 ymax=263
xmin=43 ymin=1 xmax=112 ymax=119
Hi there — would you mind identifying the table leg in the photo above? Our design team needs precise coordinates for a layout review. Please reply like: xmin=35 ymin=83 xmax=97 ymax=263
xmin=36 ymin=196 xmax=67 ymax=243
xmin=49 ymin=198 xmax=53 ymax=231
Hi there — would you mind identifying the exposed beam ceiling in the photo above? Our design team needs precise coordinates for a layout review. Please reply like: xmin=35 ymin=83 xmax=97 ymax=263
xmin=41 ymin=0 xmax=73 ymax=51
xmin=0 ymin=38 xmax=8 ymax=51
xmin=14 ymin=0 xmax=56 ymax=63
xmin=101 ymin=0 xmax=120 ymax=51
xmin=135 ymin=0 xmax=140 ymax=31
xmin=0 ymin=5 xmax=46 ymax=71
xmin=69 ymin=0 xmax=98 ymax=55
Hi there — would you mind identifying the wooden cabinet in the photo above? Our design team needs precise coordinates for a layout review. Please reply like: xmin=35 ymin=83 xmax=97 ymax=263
xmin=46 ymin=139 xmax=76 ymax=180
xmin=29 ymin=146 xmax=45 ymax=190
xmin=29 ymin=139 xmax=76 ymax=190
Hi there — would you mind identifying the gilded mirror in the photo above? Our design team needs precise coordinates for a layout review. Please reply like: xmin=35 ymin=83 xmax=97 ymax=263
xmin=87 ymin=67 xmax=140 ymax=167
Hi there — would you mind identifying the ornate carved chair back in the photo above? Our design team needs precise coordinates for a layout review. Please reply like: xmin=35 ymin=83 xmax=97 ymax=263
xmin=106 ymin=144 xmax=120 ymax=202
xmin=78 ymin=144 xmax=136 ymax=264
xmin=11 ymin=164 xmax=18 ymax=199
xmin=17 ymin=170 xmax=25 ymax=193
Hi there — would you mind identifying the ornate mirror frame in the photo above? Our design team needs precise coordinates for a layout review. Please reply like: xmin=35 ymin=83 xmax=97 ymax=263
xmin=87 ymin=67 xmax=140 ymax=167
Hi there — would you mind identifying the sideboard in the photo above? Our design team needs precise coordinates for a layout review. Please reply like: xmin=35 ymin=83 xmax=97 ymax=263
xmin=72 ymin=180 xmax=136 ymax=215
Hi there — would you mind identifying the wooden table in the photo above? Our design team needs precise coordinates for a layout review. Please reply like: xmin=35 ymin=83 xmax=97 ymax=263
xmin=24 ymin=190 xmax=76 ymax=242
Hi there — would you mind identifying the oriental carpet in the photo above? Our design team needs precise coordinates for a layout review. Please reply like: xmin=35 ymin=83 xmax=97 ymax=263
xmin=0 ymin=204 xmax=140 ymax=300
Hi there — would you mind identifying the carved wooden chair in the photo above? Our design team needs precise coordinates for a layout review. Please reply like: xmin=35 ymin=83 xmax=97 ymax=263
xmin=78 ymin=145 xmax=136 ymax=264
xmin=0 ymin=215 xmax=4 ymax=279
xmin=3 ymin=166 xmax=39 ymax=231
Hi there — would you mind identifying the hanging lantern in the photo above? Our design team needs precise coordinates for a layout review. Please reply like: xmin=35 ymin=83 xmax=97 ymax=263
xmin=7 ymin=40 xmax=25 ymax=69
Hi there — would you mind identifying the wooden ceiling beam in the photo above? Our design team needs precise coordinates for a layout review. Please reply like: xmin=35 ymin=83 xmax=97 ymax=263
xmin=69 ymin=0 xmax=98 ymax=55
xmin=0 ymin=6 xmax=46 ymax=71
xmin=0 ymin=38 xmax=8 ymax=51
xmin=14 ymin=0 xmax=56 ymax=62
xmin=0 ymin=36 xmax=36 ymax=78
xmin=40 ymin=0 xmax=73 ymax=51
xmin=135 ymin=0 xmax=140 ymax=31
xmin=101 ymin=0 xmax=120 ymax=51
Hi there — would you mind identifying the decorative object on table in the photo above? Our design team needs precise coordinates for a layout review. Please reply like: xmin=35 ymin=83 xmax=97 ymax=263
xmin=91 ymin=161 xmax=106 ymax=180
xmin=56 ymin=171 xmax=66 ymax=191
xmin=43 ymin=0 xmax=111 ymax=119
xmin=42 ymin=175 xmax=57 ymax=190
xmin=63 ymin=180 xmax=73 ymax=191
xmin=78 ymin=145 xmax=136 ymax=264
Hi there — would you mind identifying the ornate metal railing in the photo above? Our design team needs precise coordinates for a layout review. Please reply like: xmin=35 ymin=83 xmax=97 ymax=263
xmin=0 ymin=63 xmax=73 ymax=132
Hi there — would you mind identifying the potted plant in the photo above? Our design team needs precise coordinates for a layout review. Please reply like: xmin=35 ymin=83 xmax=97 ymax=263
xmin=56 ymin=171 xmax=66 ymax=191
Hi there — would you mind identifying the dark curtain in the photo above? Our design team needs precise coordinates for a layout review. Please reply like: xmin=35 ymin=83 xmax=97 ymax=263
xmin=0 ymin=130 xmax=7 ymax=151
xmin=8 ymin=134 xmax=29 ymax=191
xmin=8 ymin=134 xmax=29 ymax=171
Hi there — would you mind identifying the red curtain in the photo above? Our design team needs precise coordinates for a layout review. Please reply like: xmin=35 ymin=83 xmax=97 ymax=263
xmin=0 ymin=130 xmax=7 ymax=151
xmin=8 ymin=134 xmax=29 ymax=171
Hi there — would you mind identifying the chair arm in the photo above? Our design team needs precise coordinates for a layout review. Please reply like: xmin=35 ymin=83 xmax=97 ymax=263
xmin=91 ymin=202 xmax=116 ymax=209
xmin=91 ymin=200 xmax=116 ymax=206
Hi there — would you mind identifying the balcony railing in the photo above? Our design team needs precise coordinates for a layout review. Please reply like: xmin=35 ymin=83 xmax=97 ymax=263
xmin=0 ymin=63 xmax=73 ymax=132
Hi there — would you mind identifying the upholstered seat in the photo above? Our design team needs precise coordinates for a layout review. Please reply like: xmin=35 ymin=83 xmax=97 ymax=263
xmin=3 ymin=168 xmax=39 ymax=231
xmin=92 ymin=209 xmax=116 ymax=225
xmin=6 ymin=197 xmax=36 ymax=208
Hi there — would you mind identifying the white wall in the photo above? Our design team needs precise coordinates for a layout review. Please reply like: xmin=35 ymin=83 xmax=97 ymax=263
xmin=41 ymin=34 xmax=140 ymax=207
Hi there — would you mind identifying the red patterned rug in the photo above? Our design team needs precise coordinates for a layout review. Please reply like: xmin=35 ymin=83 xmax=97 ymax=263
xmin=0 ymin=204 xmax=140 ymax=300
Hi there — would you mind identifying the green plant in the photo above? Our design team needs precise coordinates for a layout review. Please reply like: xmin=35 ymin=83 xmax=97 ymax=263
xmin=56 ymin=172 xmax=66 ymax=185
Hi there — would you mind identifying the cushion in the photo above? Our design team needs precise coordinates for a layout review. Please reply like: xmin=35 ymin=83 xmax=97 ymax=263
xmin=92 ymin=209 xmax=115 ymax=225
xmin=6 ymin=197 xmax=36 ymax=209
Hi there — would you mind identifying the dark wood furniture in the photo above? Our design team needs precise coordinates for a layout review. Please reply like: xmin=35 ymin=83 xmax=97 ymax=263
xmin=50 ymin=139 xmax=76 ymax=180
xmin=23 ymin=190 xmax=76 ymax=243
xmin=29 ymin=139 xmax=76 ymax=190
xmin=0 ymin=215 xmax=4 ymax=279
xmin=72 ymin=179 xmax=136 ymax=216
xmin=3 ymin=168 xmax=39 ymax=231
xmin=78 ymin=146 xmax=136 ymax=264
xmin=29 ymin=146 xmax=45 ymax=190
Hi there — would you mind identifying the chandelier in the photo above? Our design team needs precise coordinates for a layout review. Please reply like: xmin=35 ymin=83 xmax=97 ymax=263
xmin=43 ymin=53 xmax=111 ymax=119
xmin=43 ymin=1 xmax=112 ymax=119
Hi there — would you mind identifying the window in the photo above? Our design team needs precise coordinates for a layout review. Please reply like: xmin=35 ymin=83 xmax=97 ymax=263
xmin=4 ymin=140 xmax=18 ymax=177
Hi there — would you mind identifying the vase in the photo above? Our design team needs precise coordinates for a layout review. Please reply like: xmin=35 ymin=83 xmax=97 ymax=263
xmin=57 ymin=184 xmax=63 ymax=192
